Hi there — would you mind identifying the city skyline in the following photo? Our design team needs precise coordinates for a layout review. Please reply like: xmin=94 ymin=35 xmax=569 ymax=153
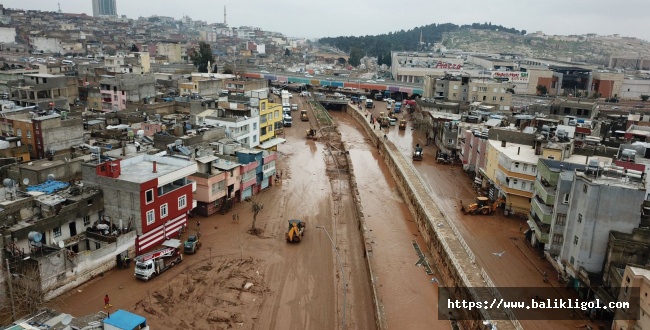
xmin=1 ymin=0 xmax=649 ymax=41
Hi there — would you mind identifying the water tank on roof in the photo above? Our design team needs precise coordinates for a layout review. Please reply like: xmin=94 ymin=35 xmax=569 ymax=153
xmin=175 ymin=139 xmax=182 ymax=147
xmin=621 ymin=149 xmax=636 ymax=161
xmin=89 ymin=146 xmax=100 ymax=154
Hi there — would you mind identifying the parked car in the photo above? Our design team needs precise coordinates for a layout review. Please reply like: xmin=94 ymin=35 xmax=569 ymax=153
xmin=304 ymin=74 xmax=313 ymax=78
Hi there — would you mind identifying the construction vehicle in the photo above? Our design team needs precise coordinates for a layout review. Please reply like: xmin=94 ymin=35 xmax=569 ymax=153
xmin=413 ymin=144 xmax=423 ymax=161
xmin=306 ymin=128 xmax=317 ymax=139
xmin=286 ymin=219 xmax=306 ymax=242
xmin=183 ymin=234 xmax=201 ymax=254
xmin=460 ymin=197 xmax=505 ymax=215
xmin=378 ymin=112 xmax=391 ymax=128
xmin=436 ymin=152 xmax=451 ymax=164
xmin=134 ymin=239 xmax=183 ymax=281
xmin=300 ymin=109 xmax=308 ymax=121
xmin=399 ymin=119 xmax=407 ymax=130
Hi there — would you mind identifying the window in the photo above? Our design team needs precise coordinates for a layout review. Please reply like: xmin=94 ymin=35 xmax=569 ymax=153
xmin=583 ymin=184 xmax=588 ymax=193
xmin=453 ymin=85 xmax=458 ymax=90
xmin=523 ymin=164 xmax=528 ymax=171
xmin=87 ymin=199 xmax=93 ymax=206
xmin=578 ymin=214 xmax=582 ymax=223
xmin=83 ymin=215 xmax=90 ymax=226
xmin=556 ymin=214 xmax=567 ymax=226
xmin=513 ymin=179 xmax=518 ymax=185
xmin=53 ymin=226 xmax=61 ymax=237
xmin=253 ymin=135 xmax=257 ymax=142
xmin=145 ymin=189 xmax=154 ymax=204
xmin=563 ymin=194 xmax=569 ymax=204
xmin=514 ymin=162 xmax=520 ymax=168
xmin=521 ymin=182 xmax=526 ymax=190
xmin=570 ymin=256 xmax=574 ymax=265
xmin=253 ymin=123 xmax=257 ymax=130
xmin=160 ymin=203 xmax=168 ymax=219
xmin=574 ymin=236 xmax=579 ymax=245
xmin=16 ymin=128 xmax=21 ymax=137
xmin=26 ymin=130 xmax=31 ymax=138
xmin=552 ymin=234 xmax=563 ymax=244
xmin=275 ymin=110 xmax=279 ymax=118
xmin=492 ymin=96 xmax=497 ymax=101
xmin=178 ymin=195 xmax=187 ymax=209
xmin=146 ymin=210 xmax=155 ymax=225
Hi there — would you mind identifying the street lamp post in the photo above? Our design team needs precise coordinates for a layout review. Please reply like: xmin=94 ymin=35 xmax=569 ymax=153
xmin=316 ymin=225 xmax=347 ymax=330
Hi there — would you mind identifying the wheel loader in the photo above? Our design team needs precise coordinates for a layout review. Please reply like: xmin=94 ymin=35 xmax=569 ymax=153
xmin=286 ymin=219 xmax=306 ymax=243
xmin=460 ymin=197 xmax=504 ymax=215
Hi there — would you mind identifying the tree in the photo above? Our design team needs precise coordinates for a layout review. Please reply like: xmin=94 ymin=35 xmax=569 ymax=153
xmin=223 ymin=63 xmax=234 ymax=74
xmin=641 ymin=95 xmax=650 ymax=102
xmin=348 ymin=47 xmax=364 ymax=67
xmin=190 ymin=42 xmax=215 ymax=73
xmin=536 ymin=85 xmax=548 ymax=95
xmin=246 ymin=197 xmax=264 ymax=232
xmin=130 ymin=43 xmax=139 ymax=52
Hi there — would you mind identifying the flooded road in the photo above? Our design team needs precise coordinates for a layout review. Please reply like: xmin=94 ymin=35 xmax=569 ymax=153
xmin=363 ymin=101 xmax=602 ymax=330
xmin=48 ymin=94 xmax=376 ymax=330
xmin=332 ymin=111 xmax=450 ymax=330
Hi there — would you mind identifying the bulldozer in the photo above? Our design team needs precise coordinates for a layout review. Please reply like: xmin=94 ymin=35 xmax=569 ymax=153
xmin=286 ymin=219 xmax=306 ymax=243
xmin=461 ymin=197 xmax=505 ymax=215
xmin=306 ymin=128 xmax=317 ymax=139
xmin=398 ymin=119 xmax=407 ymax=130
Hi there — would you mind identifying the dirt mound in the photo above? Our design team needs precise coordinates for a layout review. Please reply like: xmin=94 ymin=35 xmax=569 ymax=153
xmin=133 ymin=257 xmax=267 ymax=330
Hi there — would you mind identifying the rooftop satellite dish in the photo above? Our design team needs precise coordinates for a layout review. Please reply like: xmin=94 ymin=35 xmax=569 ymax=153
xmin=58 ymin=241 xmax=65 ymax=249
xmin=61 ymin=314 xmax=72 ymax=325
xmin=47 ymin=174 xmax=55 ymax=181
xmin=3 ymin=178 xmax=14 ymax=187
xmin=22 ymin=178 xmax=29 ymax=186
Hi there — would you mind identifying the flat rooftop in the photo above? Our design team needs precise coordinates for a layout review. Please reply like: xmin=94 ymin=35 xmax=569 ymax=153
xmin=489 ymin=139 xmax=595 ymax=165
xmin=117 ymin=154 xmax=196 ymax=184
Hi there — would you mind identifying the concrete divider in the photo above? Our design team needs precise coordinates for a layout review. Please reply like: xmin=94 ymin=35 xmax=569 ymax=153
xmin=344 ymin=104 xmax=518 ymax=330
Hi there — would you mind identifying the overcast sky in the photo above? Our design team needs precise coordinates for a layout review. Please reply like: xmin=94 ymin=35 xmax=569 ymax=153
xmin=3 ymin=0 xmax=650 ymax=41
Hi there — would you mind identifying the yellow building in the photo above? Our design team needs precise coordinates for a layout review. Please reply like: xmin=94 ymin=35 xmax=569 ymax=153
xmin=485 ymin=140 xmax=536 ymax=215
xmin=613 ymin=266 xmax=650 ymax=329
xmin=257 ymin=101 xmax=284 ymax=150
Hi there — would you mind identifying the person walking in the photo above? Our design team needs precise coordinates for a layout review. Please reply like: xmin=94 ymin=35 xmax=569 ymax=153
xmin=104 ymin=294 xmax=112 ymax=309
xmin=196 ymin=220 xmax=201 ymax=230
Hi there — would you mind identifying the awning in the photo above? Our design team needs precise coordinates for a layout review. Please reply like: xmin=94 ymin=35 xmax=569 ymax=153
xmin=258 ymin=137 xmax=286 ymax=149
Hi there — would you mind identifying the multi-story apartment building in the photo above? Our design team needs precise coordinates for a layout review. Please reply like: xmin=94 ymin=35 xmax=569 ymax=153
xmin=391 ymin=51 xmax=463 ymax=84
xmin=82 ymin=154 xmax=198 ymax=254
xmin=104 ymin=53 xmax=151 ymax=74
xmin=4 ymin=111 xmax=83 ymax=159
xmin=486 ymin=139 xmax=536 ymax=214
xmin=548 ymin=166 xmax=645 ymax=289
xmin=423 ymin=74 xmax=513 ymax=110
xmin=246 ymin=89 xmax=284 ymax=150
xmin=612 ymin=266 xmax=650 ymax=329
xmin=156 ymin=42 xmax=182 ymax=63
xmin=194 ymin=100 xmax=260 ymax=148
xmin=189 ymin=154 xmax=240 ymax=216
xmin=92 ymin=0 xmax=117 ymax=16
xmin=9 ymin=73 xmax=75 ymax=109
xmin=98 ymin=74 xmax=155 ymax=112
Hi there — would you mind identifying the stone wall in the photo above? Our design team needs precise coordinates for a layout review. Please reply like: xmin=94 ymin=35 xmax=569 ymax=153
xmin=345 ymin=104 xmax=519 ymax=330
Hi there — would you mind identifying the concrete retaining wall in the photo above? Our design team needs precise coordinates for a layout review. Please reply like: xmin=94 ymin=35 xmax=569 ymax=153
xmin=344 ymin=105 xmax=519 ymax=330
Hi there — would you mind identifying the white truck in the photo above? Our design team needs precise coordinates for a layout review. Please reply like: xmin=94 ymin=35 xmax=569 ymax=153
xmin=281 ymin=90 xmax=291 ymax=105
xmin=134 ymin=239 xmax=183 ymax=281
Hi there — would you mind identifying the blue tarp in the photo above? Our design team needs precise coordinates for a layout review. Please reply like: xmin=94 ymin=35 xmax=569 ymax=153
xmin=26 ymin=180 xmax=70 ymax=194
xmin=103 ymin=310 xmax=146 ymax=330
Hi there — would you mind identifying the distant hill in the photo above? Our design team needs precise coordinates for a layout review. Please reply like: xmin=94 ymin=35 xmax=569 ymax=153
xmin=318 ymin=23 xmax=650 ymax=67
xmin=318 ymin=23 xmax=526 ymax=65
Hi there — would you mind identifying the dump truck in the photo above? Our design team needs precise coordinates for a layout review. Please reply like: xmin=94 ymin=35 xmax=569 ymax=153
xmin=413 ymin=144 xmax=423 ymax=161
xmin=286 ymin=219 xmax=306 ymax=243
xmin=134 ymin=239 xmax=183 ymax=281
xmin=300 ymin=109 xmax=308 ymax=121
xmin=461 ymin=197 xmax=505 ymax=215
xmin=378 ymin=112 xmax=391 ymax=128
xmin=183 ymin=234 xmax=201 ymax=254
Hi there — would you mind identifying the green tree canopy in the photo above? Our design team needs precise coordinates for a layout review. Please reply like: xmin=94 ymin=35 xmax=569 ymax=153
xmin=348 ymin=47 xmax=364 ymax=67
xmin=190 ymin=42 xmax=215 ymax=73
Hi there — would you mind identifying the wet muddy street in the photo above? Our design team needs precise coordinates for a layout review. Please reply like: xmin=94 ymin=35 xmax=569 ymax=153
xmin=49 ymin=96 xmax=376 ymax=330
xmin=332 ymin=111 xmax=450 ymax=330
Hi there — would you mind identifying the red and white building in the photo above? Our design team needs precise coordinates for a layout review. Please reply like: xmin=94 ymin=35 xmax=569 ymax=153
xmin=82 ymin=154 xmax=198 ymax=254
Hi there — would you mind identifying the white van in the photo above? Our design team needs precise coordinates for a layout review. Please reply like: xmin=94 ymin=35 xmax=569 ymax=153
xmin=62 ymin=60 xmax=75 ymax=65
xmin=291 ymin=104 xmax=298 ymax=111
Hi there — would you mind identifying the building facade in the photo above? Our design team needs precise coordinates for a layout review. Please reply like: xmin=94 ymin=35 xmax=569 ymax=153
xmin=92 ymin=0 xmax=117 ymax=16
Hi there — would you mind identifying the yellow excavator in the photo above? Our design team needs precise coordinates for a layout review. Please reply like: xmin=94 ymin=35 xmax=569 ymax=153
xmin=286 ymin=219 xmax=306 ymax=242
xmin=461 ymin=197 xmax=505 ymax=215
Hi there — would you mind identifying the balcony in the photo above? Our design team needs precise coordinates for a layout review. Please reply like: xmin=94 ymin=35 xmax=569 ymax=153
xmin=531 ymin=195 xmax=553 ymax=224
xmin=528 ymin=212 xmax=550 ymax=244
xmin=495 ymin=172 xmax=534 ymax=198
xmin=498 ymin=163 xmax=535 ymax=180
xmin=534 ymin=179 xmax=556 ymax=205
xmin=158 ymin=178 xmax=194 ymax=196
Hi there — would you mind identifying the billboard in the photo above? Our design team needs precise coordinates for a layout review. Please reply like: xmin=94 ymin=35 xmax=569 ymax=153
xmin=491 ymin=71 xmax=529 ymax=83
